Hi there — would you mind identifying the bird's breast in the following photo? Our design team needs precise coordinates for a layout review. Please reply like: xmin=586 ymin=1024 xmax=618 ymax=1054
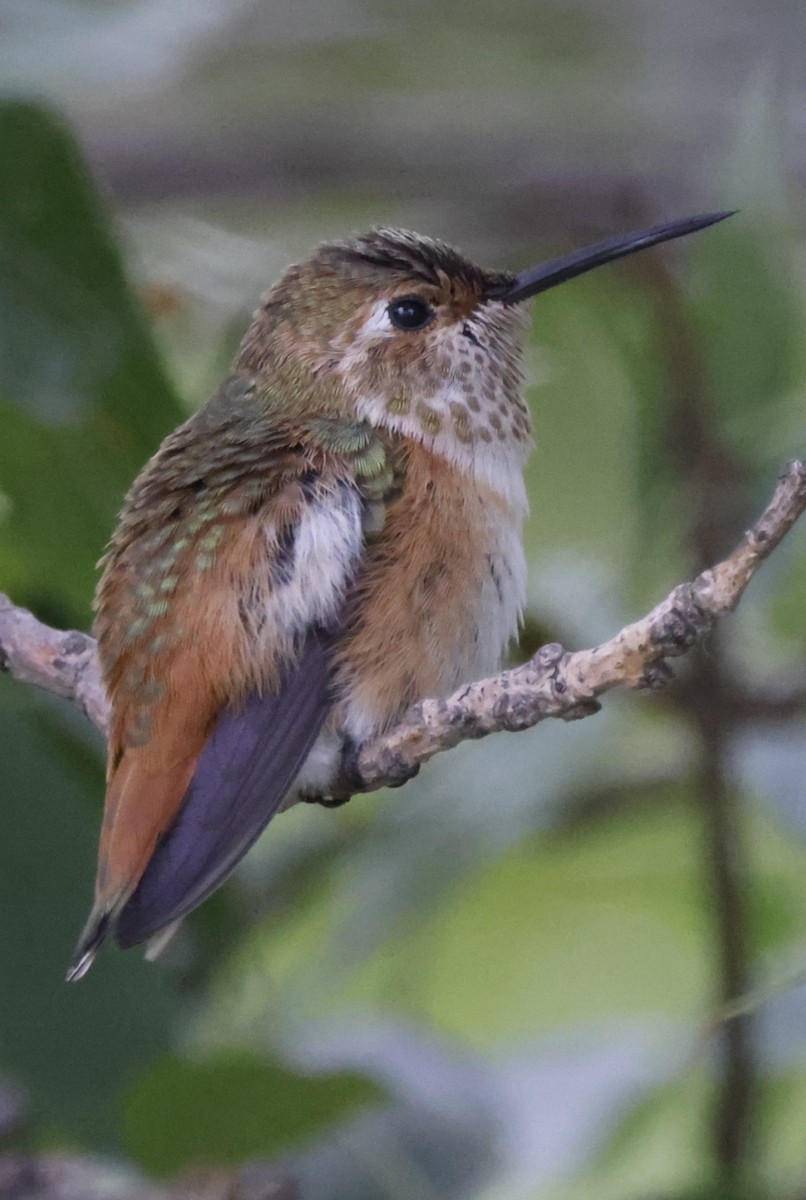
xmin=331 ymin=439 xmax=527 ymax=744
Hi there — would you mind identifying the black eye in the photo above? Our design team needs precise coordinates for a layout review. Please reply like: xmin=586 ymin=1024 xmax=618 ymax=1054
xmin=387 ymin=295 xmax=434 ymax=331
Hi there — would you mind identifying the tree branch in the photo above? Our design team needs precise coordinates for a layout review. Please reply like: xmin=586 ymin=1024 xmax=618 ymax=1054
xmin=0 ymin=599 xmax=107 ymax=735
xmin=354 ymin=458 xmax=806 ymax=790
xmin=2 ymin=460 xmax=805 ymax=791
xmin=0 ymin=1152 xmax=298 ymax=1200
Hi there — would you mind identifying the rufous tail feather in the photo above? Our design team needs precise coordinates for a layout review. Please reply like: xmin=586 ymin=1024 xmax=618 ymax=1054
xmin=66 ymin=744 xmax=200 ymax=981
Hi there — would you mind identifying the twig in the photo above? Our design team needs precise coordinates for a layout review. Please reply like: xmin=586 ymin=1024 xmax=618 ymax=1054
xmin=354 ymin=459 xmax=806 ymax=790
xmin=1 ymin=461 xmax=805 ymax=792
xmin=0 ymin=598 xmax=107 ymax=735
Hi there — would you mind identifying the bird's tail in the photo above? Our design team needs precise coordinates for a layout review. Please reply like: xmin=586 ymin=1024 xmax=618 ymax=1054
xmin=65 ymin=903 xmax=116 ymax=982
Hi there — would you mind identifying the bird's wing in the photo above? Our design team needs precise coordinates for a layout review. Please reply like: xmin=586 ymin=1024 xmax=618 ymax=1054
xmin=68 ymin=382 xmax=399 ymax=978
xmin=115 ymin=627 xmax=332 ymax=949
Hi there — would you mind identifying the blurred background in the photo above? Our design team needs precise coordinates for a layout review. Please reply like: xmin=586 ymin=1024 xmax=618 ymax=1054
xmin=1 ymin=1 xmax=806 ymax=1197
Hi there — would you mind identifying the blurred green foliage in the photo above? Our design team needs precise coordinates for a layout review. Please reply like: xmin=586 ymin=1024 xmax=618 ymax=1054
xmin=1 ymin=20 xmax=806 ymax=1197
xmin=123 ymin=1052 xmax=384 ymax=1175
xmin=0 ymin=103 xmax=183 ymax=626
xmin=0 ymin=101 xmax=185 ymax=1147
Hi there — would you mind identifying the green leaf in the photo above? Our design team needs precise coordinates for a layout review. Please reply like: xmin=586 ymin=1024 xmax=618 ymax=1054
xmin=0 ymin=100 xmax=182 ymax=625
xmin=543 ymin=1071 xmax=806 ymax=1200
xmin=122 ymin=1050 xmax=384 ymax=1176
xmin=197 ymin=791 xmax=806 ymax=1051
xmin=0 ymin=678 xmax=179 ymax=1149
xmin=541 ymin=1072 xmax=711 ymax=1200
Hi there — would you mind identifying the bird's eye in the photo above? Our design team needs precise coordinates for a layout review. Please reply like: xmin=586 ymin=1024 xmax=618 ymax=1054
xmin=387 ymin=295 xmax=434 ymax=331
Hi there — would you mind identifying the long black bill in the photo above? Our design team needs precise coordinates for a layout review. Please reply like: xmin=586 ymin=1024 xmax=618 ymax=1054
xmin=493 ymin=211 xmax=735 ymax=305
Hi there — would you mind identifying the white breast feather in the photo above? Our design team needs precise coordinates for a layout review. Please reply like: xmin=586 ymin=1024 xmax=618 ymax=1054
xmin=251 ymin=481 xmax=363 ymax=663
xmin=472 ymin=506 xmax=527 ymax=681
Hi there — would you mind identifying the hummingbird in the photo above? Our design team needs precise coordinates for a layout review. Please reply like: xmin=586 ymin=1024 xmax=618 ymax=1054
xmin=67 ymin=211 xmax=731 ymax=980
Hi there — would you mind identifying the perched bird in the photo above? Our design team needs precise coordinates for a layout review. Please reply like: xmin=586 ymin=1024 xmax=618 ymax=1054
xmin=67 ymin=212 xmax=731 ymax=980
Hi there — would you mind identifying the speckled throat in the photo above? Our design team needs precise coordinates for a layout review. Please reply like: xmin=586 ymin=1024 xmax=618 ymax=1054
xmin=333 ymin=296 xmax=531 ymax=509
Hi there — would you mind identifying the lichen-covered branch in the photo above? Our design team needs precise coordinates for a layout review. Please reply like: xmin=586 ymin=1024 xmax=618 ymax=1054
xmin=0 ymin=1152 xmax=297 ymax=1200
xmin=354 ymin=457 xmax=806 ymax=789
xmin=0 ymin=597 xmax=108 ymax=735
xmin=2 ymin=460 xmax=805 ymax=792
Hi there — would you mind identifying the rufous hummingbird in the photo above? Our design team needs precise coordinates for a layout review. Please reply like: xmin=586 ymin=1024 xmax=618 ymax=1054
xmin=67 ymin=212 xmax=731 ymax=980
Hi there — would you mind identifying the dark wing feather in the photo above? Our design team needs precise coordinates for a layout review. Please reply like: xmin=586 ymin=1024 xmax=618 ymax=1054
xmin=115 ymin=630 xmax=331 ymax=948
